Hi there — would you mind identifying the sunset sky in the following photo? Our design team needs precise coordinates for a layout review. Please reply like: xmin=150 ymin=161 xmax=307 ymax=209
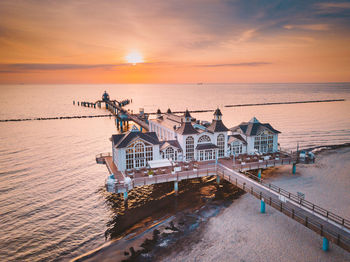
xmin=0 ymin=0 xmax=350 ymax=84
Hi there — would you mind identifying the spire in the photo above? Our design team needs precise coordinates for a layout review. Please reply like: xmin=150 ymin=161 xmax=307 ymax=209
xmin=167 ymin=108 xmax=172 ymax=114
xmin=184 ymin=109 xmax=191 ymax=122
xmin=213 ymin=108 xmax=222 ymax=120
xmin=207 ymin=108 xmax=228 ymax=133
xmin=156 ymin=108 xmax=162 ymax=119
xmin=249 ymin=117 xmax=260 ymax=123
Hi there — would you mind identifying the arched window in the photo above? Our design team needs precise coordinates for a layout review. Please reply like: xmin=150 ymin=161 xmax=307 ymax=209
xmin=217 ymin=134 xmax=225 ymax=158
xmin=185 ymin=136 xmax=194 ymax=160
xmin=198 ymin=135 xmax=211 ymax=143
xmin=125 ymin=140 xmax=153 ymax=170
xmin=165 ymin=147 xmax=177 ymax=161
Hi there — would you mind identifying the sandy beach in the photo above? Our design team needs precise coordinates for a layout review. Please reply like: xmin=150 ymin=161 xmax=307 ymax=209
xmin=75 ymin=146 xmax=350 ymax=261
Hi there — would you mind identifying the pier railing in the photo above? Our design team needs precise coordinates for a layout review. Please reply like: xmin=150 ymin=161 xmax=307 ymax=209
xmin=216 ymin=167 xmax=350 ymax=252
xmin=232 ymin=157 xmax=293 ymax=170
xmin=111 ymin=166 xmax=217 ymax=192
xmin=96 ymin=153 xmax=111 ymax=164
xmin=241 ymin=169 xmax=350 ymax=230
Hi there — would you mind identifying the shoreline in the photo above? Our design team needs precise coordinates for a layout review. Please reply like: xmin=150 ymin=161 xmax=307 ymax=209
xmin=73 ymin=176 xmax=244 ymax=262
xmin=73 ymin=144 xmax=350 ymax=262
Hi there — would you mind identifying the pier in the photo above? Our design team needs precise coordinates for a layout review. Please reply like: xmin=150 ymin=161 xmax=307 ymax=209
xmin=96 ymin=153 xmax=350 ymax=252
xmin=74 ymin=91 xmax=149 ymax=131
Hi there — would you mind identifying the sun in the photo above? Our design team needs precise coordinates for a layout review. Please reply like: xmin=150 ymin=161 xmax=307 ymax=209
xmin=125 ymin=51 xmax=144 ymax=65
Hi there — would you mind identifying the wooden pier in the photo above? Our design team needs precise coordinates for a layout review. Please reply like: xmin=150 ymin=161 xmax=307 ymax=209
xmin=96 ymin=153 xmax=350 ymax=253
xmin=75 ymin=93 xmax=149 ymax=131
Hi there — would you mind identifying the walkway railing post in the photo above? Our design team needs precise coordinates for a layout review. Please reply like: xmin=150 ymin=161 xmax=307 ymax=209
xmin=261 ymin=198 xmax=266 ymax=213
xmin=323 ymin=237 xmax=329 ymax=251
xmin=292 ymin=163 xmax=296 ymax=174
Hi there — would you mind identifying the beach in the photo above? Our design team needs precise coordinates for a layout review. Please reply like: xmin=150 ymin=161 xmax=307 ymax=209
xmin=75 ymin=146 xmax=350 ymax=261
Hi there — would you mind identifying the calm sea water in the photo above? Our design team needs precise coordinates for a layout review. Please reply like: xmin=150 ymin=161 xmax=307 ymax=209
xmin=0 ymin=83 xmax=350 ymax=261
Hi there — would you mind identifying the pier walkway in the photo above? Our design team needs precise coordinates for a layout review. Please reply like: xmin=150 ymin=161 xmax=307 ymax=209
xmin=217 ymin=162 xmax=350 ymax=252
xmin=104 ymin=100 xmax=149 ymax=131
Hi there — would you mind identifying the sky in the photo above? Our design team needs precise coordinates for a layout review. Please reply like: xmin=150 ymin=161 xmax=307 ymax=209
xmin=0 ymin=0 xmax=350 ymax=84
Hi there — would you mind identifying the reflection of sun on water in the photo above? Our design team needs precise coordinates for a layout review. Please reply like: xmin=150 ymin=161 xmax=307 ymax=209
xmin=125 ymin=51 xmax=144 ymax=65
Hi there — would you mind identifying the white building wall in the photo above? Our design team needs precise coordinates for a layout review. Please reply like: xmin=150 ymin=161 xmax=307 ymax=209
xmin=273 ymin=134 xmax=279 ymax=152
xmin=117 ymin=148 xmax=126 ymax=171
xmin=153 ymin=144 xmax=161 ymax=160
xmin=246 ymin=136 xmax=256 ymax=155
xmin=149 ymin=120 xmax=176 ymax=141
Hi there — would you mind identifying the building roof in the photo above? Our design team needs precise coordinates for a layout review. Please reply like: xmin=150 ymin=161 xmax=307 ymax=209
xmin=176 ymin=121 xmax=199 ymax=135
xmin=228 ymin=134 xmax=247 ymax=144
xmin=196 ymin=143 xmax=218 ymax=150
xmin=112 ymin=131 xmax=160 ymax=148
xmin=207 ymin=120 xmax=229 ymax=133
xmin=160 ymin=140 xmax=182 ymax=151
xmin=230 ymin=117 xmax=280 ymax=136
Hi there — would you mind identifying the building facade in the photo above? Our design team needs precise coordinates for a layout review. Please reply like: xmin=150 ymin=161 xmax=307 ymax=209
xmin=149 ymin=108 xmax=229 ymax=162
xmin=111 ymin=110 xmax=281 ymax=171
xmin=229 ymin=117 xmax=280 ymax=155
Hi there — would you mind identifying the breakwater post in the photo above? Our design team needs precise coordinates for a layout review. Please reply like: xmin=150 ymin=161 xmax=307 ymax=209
xmin=174 ymin=181 xmax=178 ymax=196
xmin=123 ymin=191 xmax=128 ymax=203
xmin=261 ymin=199 xmax=266 ymax=213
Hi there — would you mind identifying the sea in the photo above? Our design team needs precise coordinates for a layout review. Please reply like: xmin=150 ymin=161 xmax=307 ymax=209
xmin=0 ymin=83 xmax=350 ymax=261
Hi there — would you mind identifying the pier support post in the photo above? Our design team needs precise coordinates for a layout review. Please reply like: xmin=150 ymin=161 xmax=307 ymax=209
xmin=216 ymin=175 xmax=220 ymax=184
xmin=258 ymin=169 xmax=262 ymax=180
xmin=123 ymin=191 xmax=128 ymax=202
xmin=323 ymin=237 xmax=329 ymax=251
xmin=292 ymin=163 xmax=296 ymax=174
xmin=261 ymin=199 xmax=266 ymax=213
xmin=174 ymin=181 xmax=178 ymax=195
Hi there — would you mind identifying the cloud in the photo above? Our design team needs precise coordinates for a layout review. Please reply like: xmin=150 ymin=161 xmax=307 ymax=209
xmin=238 ymin=29 xmax=257 ymax=42
xmin=315 ymin=2 xmax=350 ymax=13
xmin=284 ymin=24 xmax=330 ymax=31
xmin=0 ymin=62 xmax=156 ymax=73
xmin=196 ymin=62 xmax=272 ymax=67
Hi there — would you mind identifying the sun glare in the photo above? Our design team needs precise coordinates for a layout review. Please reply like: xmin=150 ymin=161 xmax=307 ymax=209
xmin=125 ymin=51 xmax=144 ymax=65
